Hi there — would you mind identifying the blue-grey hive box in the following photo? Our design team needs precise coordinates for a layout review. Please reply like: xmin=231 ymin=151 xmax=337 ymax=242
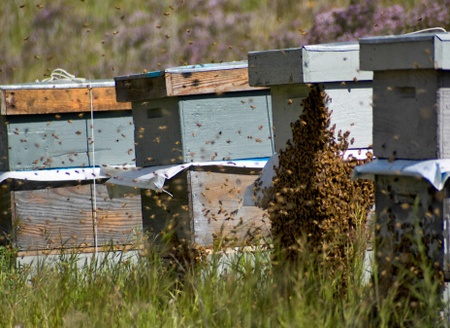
xmin=248 ymin=42 xmax=373 ymax=153
xmin=0 ymin=80 xmax=136 ymax=170
xmin=360 ymin=32 xmax=450 ymax=160
xmin=357 ymin=33 xmax=450 ymax=294
xmin=115 ymin=62 xmax=274 ymax=166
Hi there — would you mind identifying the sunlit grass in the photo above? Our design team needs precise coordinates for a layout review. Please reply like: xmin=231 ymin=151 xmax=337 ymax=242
xmin=0 ymin=210 xmax=446 ymax=327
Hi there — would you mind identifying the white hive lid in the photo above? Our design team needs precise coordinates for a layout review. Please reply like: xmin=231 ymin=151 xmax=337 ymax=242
xmin=360 ymin=32 xmax=450 ymax=71
xmin=248 ymin=42 xmax=373 ymax=86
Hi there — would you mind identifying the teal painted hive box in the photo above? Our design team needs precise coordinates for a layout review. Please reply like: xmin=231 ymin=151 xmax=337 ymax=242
xmin=0 ymin=80 xmax=135 ymax=170
xmin=114 ymin=62 xmax=274 ymax=166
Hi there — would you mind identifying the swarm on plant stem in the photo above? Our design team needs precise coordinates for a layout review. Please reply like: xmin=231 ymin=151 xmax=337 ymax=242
xmin=267 ymin=85 xmax=374 ymax=289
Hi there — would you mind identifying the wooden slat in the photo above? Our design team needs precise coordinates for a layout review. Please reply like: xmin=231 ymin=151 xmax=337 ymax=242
xmin=114 ymin=67 xmax=268 ymax=102
xmin=1 ymin=87 xmax=131 ymax=115
xmin=12 ymin=183 xmax=142 ymax=252
xmin=189 ymin=167 xmax=270 ymax=247
xmin=17 ymin=244 xmax=141 ymax=258
xmin=167 ymin=68 xmax=266 ymax=96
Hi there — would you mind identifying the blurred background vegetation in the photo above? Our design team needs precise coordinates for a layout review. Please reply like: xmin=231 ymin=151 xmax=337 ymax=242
xmin=1 ymin=0 xmax=449 ymax=84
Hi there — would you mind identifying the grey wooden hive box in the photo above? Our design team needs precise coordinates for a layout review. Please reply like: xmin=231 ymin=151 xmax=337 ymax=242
xmin=140 ymin=165 xmax=269 ymax=249
xmin=248 ymin=42 xmax=373 ymax=153
xmin=0 ymin=80 xmax=135 ymax=170
xmin=375 ymin=174 xmax=447 ymax=289
xmin=360 ymin=32 xmax=450 ymax=160
xmin=114 ymin=62 xmax=274 ymax=166
xmin=0 ymin=180 xmax=143 ymax=255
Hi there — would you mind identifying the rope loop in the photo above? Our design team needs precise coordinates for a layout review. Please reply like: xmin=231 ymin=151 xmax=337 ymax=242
xmin=36 ymin=68 xmax=86 ymax=83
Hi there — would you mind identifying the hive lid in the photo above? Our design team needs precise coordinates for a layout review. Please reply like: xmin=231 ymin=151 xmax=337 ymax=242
xmin=248 ymin=42 xmax=373 ymax=86
xmin=360 ymin=32 xmax=450 ymax=71
xmin=114 ymin=61 xmax=266 ymax=102
xmin=0 ymin=79 xmax=130 ymax=115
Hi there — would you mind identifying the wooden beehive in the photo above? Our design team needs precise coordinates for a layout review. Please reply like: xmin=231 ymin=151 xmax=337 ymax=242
xmin=360 ymin=33 xmax=450 ymax=160
xmin=0 ymin=80 xmax=143 ymax=255
xmin=374 ymin=175 xmax=446 ymax=282
xmin=114 ymin=62 xmax=274 ymax=166
xmin=355 ymin=33 xmax=450 ymax=298
xmin=139 ymin=165 xmax=269 ymax=248
xmin=248 ymin=42 xmax=373 ymax=153
xmin=0 ymin=179 xmax=142 ymax=255
xmin=0 ymin=80 xmax=135 ymax=170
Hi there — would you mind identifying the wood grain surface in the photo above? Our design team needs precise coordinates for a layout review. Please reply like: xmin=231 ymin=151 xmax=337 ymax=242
xmin=11 ymin=182 xmax=142 ymax=251
xmin=188 ymin=167 xmax=270 ymax=247
xmin=1 ymin=87 xmax=131 ymax=115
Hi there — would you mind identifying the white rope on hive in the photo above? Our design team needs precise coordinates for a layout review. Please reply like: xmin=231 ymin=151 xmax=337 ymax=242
xmin=37 ymin=68 xmax=99 ymax=254
xmin=405 ymin=27 xmax=447 ymax=35
xmin=36 ymin=68 xmax=86 ymax=83
xmin=89 ymin=86 xmax=99 ymax=255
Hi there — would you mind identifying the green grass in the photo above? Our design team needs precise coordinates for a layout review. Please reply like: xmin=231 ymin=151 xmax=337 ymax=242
xmin=0 ymin=218 xmax=446 ymax=328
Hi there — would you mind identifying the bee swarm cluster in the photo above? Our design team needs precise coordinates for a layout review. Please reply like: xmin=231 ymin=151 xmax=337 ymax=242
xmin=263 ymin=85 xmax=374 ymax=278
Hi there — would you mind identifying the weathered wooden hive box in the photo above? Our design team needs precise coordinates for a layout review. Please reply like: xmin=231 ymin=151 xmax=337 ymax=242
xmin=0 ymin=80 xmax=142 ymax=255
xmin=115 ymin=62 xmax=274 ymax=166
xmin=360 ymin=33 xmax=450 ymax=160
xmin=132 ymin=164 xmax=270 ymax=248
xmin=248 ymin=42 xmax=373 ymax=153
xmin=114 ymin=62 xmax=271 ymax=248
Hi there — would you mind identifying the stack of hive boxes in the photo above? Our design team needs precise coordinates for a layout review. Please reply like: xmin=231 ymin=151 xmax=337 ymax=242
xmin=355 ymin=33 xmax=450 ymax=294
xmin=0 ymin=79 xmax=142 ymax=257
xmin=113 ymin=62 xmax=273 ymax=248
